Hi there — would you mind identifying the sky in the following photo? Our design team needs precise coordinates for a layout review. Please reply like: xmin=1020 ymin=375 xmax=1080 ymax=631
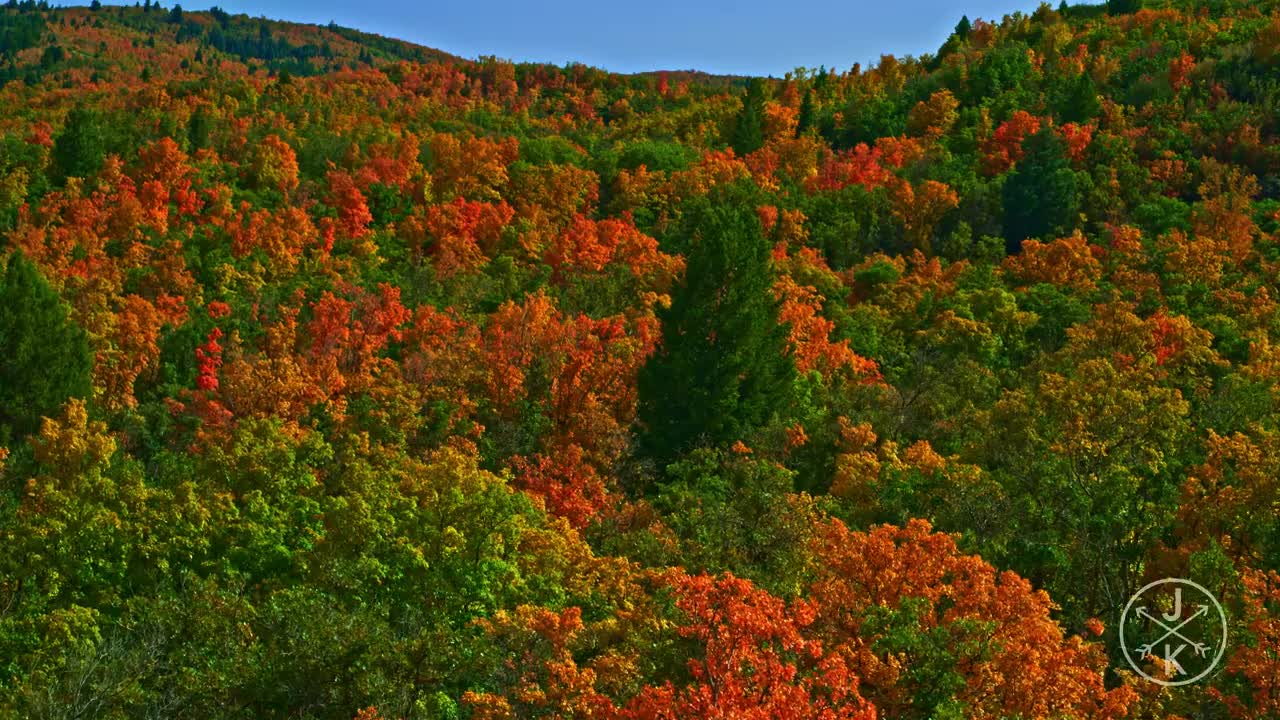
xmin=160 ymin=0 xmax=1050 ymax=77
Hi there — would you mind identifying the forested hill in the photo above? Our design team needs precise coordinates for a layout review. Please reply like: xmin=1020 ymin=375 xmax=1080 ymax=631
xmin=3 ymin=0 xmax=1280 ymax=718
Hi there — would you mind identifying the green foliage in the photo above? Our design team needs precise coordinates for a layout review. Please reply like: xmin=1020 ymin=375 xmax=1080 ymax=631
xmin=730 ymin=78 xmax=767 ymax=156
xmin=1002 ymin=126 xmax=1080 ymax=251
xmin=0 ymin=253 xmax=91 ymax=443
xmin=1107 ymin=0 xmax=1143 ymax=14
xmin=50 ymin=106 xmax=105 ymax=184
xmin=638 ymin=184 xmax=795 ymax=468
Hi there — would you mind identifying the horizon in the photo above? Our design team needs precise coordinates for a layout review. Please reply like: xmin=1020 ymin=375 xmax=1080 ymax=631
xmin=87 ymin=0 xmax=1053 ymax=76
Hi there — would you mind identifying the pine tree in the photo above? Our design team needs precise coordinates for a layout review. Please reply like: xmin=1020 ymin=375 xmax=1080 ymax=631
xmin=50 ymin=106 xmax=104 ymax=184
xmin=796 ymin=88 xmax=815 ymax=137
xmin=1060 ymin=71 xmax=1100 ymax=123
xmin=955 ymin=15 xmax=972 ymax=40
xmin=1107 ymin=0 xmax=1142 ymax=14
xmin=637 ymin=183 xmax=795 ymax=470
xmin=730 ymin=78 xmax=767 ymax=156
xmin=1002 ymin=127 xmax=1081 ymax=253
xmin=187 ymin=106 xmax=211 ymax=150
xmin=0 ymin=252 xmax=92 ymax=443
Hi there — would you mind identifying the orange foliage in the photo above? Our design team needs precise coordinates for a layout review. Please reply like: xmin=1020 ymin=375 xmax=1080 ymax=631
xmin=1002 ymin=234 xmax=1103 ymax=292
xmin=511 ymin=446 xmax=613 ymax=529
xmin=325 ymin=170 xmax=373 ymax=240
xmin=809 ymin=519 xmax=1137 ymax=720
xmin=774 ymin=273 xmax=879 ymax=379
xmin=622 ymin=571 xmax=878 ymax=720
xmin=429 ymin=132 xmax=519 ymax=201
xmin=981 ymin=110 xmax=1042 ymax=175
xmin=807 ymin=144 xmax=892 ymax=193
xmin=1214 ymin=569 xmax=1280 ymax=720
xmin=421 ymin=197 xmax=515 ymax=278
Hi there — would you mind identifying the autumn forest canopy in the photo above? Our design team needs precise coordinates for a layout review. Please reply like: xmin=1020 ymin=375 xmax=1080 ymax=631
xmin=2 ymin=0 xmax=1280 ymax=717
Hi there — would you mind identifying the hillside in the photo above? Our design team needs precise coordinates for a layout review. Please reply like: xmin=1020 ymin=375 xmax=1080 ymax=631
xmin=2 ymin=0 xmax=1280 ymax=718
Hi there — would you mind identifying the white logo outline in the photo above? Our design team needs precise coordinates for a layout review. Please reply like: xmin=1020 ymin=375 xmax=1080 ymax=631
xmin=1120 ymin=577 xmax=1228 ymax=686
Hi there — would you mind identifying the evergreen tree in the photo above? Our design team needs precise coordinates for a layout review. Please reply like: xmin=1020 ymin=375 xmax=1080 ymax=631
xmin=0 ymin=252 xmax=92 ymax=443
xmin=1003 ymin=126 xmax=1081 ymax=253
xmin=955 ymin=15 xmax=972 ymax=40
xmin=730 ymin=78 xmax=767 ymax=156
xmin=1106 ymin=0 xmax=1142 ymax=14
xmin=637 ymin=184 xmax=795 ymax=470
xmin=50 ymin=106 xmax=104 ymax=184
xmin=796 ymin=88 xmax=815 ymax=137
xmin=1059 ymin=71 xmax=1100 ymax=123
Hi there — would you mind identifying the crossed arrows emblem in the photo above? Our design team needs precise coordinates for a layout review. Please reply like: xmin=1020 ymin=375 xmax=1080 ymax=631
xmin=1121 ymin=578 xmax=1227 ymax=686
xmin=1133 ymin=589 xmax=1212 ymax=677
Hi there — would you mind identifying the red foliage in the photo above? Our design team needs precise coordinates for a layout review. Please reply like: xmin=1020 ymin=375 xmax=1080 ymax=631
xmin=807 ymin=144 xmax=892 ymax=193
xmin=621 ymin=571 xmax=878 ymax=720
xmin=422 ymin=197 xmax=515 ymax=278
xmin=982 ymin=110 xmax=1042 ymax=175
xmin=511 ymin=445 xmax=613 ymax=529
xmin=326 ymin=170 xmax=373 ymax=240
xmin=196 ymin=327 xmax=224 ymax=391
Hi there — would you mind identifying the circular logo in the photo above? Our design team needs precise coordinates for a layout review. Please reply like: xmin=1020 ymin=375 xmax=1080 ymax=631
xmin=1120 ymin=578 xmax=1228 ymax=686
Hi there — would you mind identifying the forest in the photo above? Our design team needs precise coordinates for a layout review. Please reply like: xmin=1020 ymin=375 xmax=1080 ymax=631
xmin=1 ymin=0 xmax=1280 ymax=717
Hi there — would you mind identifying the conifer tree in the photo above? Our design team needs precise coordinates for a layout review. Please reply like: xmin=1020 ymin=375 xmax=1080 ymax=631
xmin=50 ymin=106 xmax=104 ymax=184
xmin=1003 ymin=126 xmax=1081 ymax=253
xmin=730 ymin=78 xmax=767 ymax=156
xmin=796 ymin=88 xmax=815 ymax=137
xmin=0 ymin=252 xmax=92 ymax=443
xmin=637 ymin=183 xmax=795 ymax=469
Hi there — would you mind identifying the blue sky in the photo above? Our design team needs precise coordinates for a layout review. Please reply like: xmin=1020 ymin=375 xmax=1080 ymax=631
xmin=166 ymin=0 xmax=1049 ymax=76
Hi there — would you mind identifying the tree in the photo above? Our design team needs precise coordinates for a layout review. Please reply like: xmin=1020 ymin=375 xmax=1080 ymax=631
xmin=1058 ymin=72 xmax=1101 ymax=124
xmin=637 ymin=184 xmax=794 ymax=468
xmin=730 ymin=78 xmax=767 ymax=156
xmin=954 ymin=15 xmax=972 ymax=39
xmin=796 ymin=88 xmax=816 ymax=137
xmin=50 ymin=106 xmax=105 ymax=184
xmin=0 ymin=253 xmax=92 ymax=443
xmin=1002 ymin=126 xmax=1081 ymax=253
xmin=1106 ymin=0 xmax=1142 ymax=14
xmin=808 ymin=519 xmax=1137 ymax=719
xmin=621 ymin=571 xmax=878 ymax=720
xmin=187 ymin=105 xmax=211 ymax=150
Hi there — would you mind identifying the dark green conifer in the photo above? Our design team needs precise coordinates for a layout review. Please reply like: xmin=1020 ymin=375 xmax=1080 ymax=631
xmin=0 ymin=252 xmax=92 ymax=443
xmin=637 ymin=183 xmax=795 ymax=470
xmin=730 ymin=78 xmax=767 ymax=156
xmin=50 ymin=106 xmax=105 ymax=184
xmin=1003 ymin=126 xmax=1081 ymax=253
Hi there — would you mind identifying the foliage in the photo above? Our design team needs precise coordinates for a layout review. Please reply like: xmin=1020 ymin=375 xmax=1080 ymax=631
xmin=0 ymin=1 xmax=1278 ymax=716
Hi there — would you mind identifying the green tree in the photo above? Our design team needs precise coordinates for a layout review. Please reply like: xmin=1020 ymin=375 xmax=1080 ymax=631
xmin=954 ymin=15 xmax=972 ymax=39
xmin=637 ymin=184 xmax=795 ymax=469
xmin=0 ymin=253 xmax=92 ymax=443
xmin=1002 ymin=126 xmax=1081 ymax=252
xmin=1106 ymin=0 xmax=1142 ymax=14
xmin=730 ymin=78 xmax=767 ymax=156
xmin=187 ymin=105 xmax=212 ymax=150
xmin=50 ymin=106 xmax=104 ymax=184
xmin=796 ymin=87 xmax=815 ymax=137
xmin=1058 ymin=71 xmax=1101 ymax=123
